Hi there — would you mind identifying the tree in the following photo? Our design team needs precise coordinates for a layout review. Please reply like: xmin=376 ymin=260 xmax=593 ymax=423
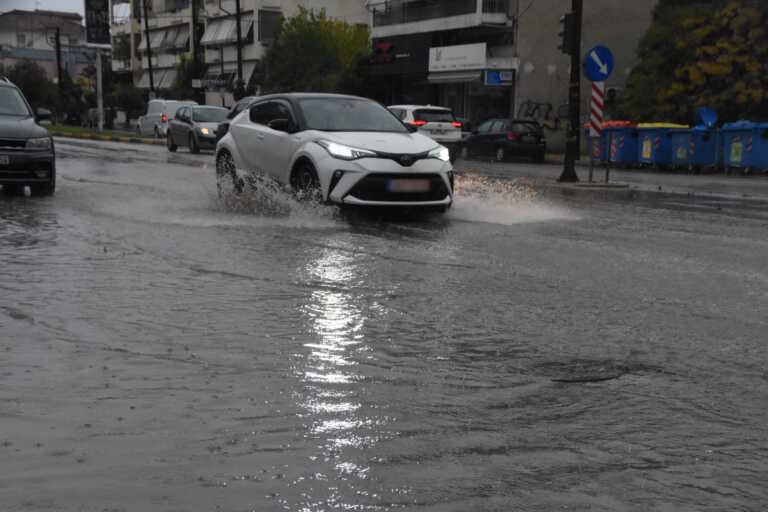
xmin=263 ymin=7 xmax=370 ymax=94
xmin=4 ymin=60 xmax=57 ymax=113
xmin=113 ymin=82 xmax=145 ymax=128
xmin=168 ymin=53 xmax=203 ymax=101
xmin=621 ymin=0 xmax=768 ymax=123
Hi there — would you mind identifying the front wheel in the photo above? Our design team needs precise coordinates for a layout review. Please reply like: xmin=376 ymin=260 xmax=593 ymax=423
xmin=291 ymin=162 xmax=321 ymax=201
xmin=189 ymin=134 xmax=200 ymax=154
xmin=167 ymin=133 xmax=177 ymax=152
xmin=30 ymin=174 xmax=56 ymax=197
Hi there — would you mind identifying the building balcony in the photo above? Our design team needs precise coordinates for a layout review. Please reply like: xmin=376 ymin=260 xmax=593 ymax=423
xmin=371 ymin=0 xmax=509 ymax=37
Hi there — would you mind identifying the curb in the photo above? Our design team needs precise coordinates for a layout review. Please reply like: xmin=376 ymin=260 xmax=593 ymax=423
xmin=50 ymin=132 xmax=165 ymax=146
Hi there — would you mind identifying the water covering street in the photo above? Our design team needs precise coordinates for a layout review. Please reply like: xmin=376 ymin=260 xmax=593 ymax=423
xmin=1 ymin=138 xmax=767 ymax=511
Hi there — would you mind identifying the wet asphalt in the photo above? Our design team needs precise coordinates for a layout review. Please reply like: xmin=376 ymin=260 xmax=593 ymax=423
xmin=1 ymin=138 xmax=767 ymax=511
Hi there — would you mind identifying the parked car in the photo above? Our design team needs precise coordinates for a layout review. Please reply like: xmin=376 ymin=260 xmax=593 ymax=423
xmin=216 ymin=93 xmax=453 ymax=211
xmin=387 ymin=105 xmax=462 ymax=161
xmin=216 ymin=96 xmax=259 ymax=142
xmin=167 ymin=105 xmax=229 ymax=153
xmin=461 ymin=118 xmax=546 ymax=163
xmin=0 ymin=76 xmax=56 ymax=196
xmin=137 ymin=99 xmax=197 ymax=138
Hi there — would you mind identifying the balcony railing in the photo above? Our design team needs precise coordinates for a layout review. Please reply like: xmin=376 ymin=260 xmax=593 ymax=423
xmin=372 ymin=0 xmax=508 ymax=27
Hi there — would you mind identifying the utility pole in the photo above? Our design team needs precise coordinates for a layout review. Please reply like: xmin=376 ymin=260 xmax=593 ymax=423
xmin=54 ymin=27 xmax=63 ymax=91
xmin=96 ymin=48 xmax=103 ymax=131
xmin=558 ymin=0 xmax=582 ymax=183
xmin=142 ymin=0 xmax=155 ymax=93
xmin=234 ymin=0 xmax=244 ymax=99
xmin=191 ymin=0 xmax=200 ymax=72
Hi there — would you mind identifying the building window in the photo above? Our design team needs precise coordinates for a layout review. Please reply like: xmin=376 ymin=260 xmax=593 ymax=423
xmin=258 ymin=10 xmax=282 ymax=43
xmin=68 ymin=36 xmax=79 ymax=46
xmin=16 ymin=33 xmax=26 ymax=47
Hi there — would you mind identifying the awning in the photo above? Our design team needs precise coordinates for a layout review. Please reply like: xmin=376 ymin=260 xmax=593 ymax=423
xmin=136 ymin=69 xmax=168 ymax=89
xmin=172 ymin=25 xmax=189 ymax=49
xmin=427 ymin=71 xmax=482 ymax=84
xmin=158 ymin=68 xmax=175 ymax=89
xmin=162 ymin=27 xmax=179 ymax=49
xmin=137 ymin=29 xmax=167 ymax=52
xmin=203 ymin=61 xmax=257 ymax=88
xmin=201 ymin=14 xmax=253 ymax=46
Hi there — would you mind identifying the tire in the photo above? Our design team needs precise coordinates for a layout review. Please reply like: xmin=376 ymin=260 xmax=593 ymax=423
xmin=136 ymin=125 xmax=142 ymax=137
xmin=189 ymin=134 xmax=200 ymax=154
xmin=167 ymin=132 xmax=177 ymax=152
xmin=291 ymin=161 xmax=321 ymax=201
xmin=495 ymin=146 xmax=506 ymax=162
xmin=153 ymin=127 xmax=160 ymax=139
xmin=30 ymin=173 xmax=56 ymax=197
xmin=2 ymin=184 xmax=23 ymax=196
xmin=216 ymin=151 xmax=243 ymax=196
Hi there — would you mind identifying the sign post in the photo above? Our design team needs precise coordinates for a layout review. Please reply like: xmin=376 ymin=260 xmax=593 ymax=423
xmin=584 ymin=45 xmax=614 ymax=183
xmin=85 ymin=0 xmax=111 ymax=132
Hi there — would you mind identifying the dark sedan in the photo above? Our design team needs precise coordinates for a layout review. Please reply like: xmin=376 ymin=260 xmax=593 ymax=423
xmin=460 ymin=119 xmax=546 ymax=163
xmin=167 ymin=106 xmax=229 ymax=153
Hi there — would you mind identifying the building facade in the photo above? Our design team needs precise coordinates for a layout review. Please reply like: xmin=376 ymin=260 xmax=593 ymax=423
xmin=0 ymin=9 xmax=94 ymax=81
xmin=366 ymin=0 xmax=658 ymax=149
xmin=110 ymin=0 xmax=368 ymax=106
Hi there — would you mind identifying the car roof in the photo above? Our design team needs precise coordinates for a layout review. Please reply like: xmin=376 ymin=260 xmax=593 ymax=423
xmin=255 ymin=93 xmax=373 ymax=102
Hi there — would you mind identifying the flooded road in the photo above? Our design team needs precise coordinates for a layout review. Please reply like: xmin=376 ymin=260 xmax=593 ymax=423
xmin=1 ymin=139 xmax=767 ymax=511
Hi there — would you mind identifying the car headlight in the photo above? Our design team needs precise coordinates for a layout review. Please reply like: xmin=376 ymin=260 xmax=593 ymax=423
xmin=200 ymin=127 xmax=210 ymax=136
xmin=26 ymin=137 xmax=52 ymax=151
xmin=316 ymin=140 xmax=376 ymax=160
xmin=428 ymin=145 xmax=450 ymax=162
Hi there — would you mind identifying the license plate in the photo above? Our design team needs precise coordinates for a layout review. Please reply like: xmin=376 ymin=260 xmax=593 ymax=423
xmin=431 ymin=130 xmax=445 ymax=135
xmin=0 ymin=156 xmax=8 ymax=165
xmin=387 ymin=179 xmax=430 ymax=193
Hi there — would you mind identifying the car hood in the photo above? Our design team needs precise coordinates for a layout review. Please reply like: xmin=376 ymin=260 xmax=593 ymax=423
xmin=318 ymin=131 xmax=439 ymax=154
xmin=0 ymin=116 xmax=49 ymax=140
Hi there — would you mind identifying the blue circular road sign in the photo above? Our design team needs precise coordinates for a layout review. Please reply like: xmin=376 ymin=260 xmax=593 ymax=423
xmin=585 ymin=46 xmax=614 ymax=82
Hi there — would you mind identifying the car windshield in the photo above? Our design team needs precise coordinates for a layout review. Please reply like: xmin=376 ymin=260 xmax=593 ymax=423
xmin=193 ymin=107 xmax=228 ymax=123
xmin=0 ymin=87 xmax=32 ymax=116
xmin=298 ymin=98 xmax=407 ymax=133
xmin=413 ymin=109 xmax=455 ymax=123
xmin=511 ymin=122 xmax=542 ymax=133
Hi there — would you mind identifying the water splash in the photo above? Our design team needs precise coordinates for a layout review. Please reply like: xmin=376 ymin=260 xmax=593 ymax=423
xmin=448 ymin=174 xmax=578 ymax=225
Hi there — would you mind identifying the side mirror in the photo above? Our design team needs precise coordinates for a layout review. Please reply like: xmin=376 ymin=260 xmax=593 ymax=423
xmin=36 ymin=107 xmax=52 ymax=121
xmin=268 ymin=118 xmax=294 ymax=133
xmin=405 ymin=123 xmax=418 ymax=133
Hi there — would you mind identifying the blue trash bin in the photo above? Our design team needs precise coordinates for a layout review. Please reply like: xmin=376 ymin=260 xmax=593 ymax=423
xmin=752 ymin=122 xmax=768 ymax=172
xmin=669 ymin=126 xmax=720 ymax=170
xmin=603 ymin=121 xmax=638 ymax=167
xmin=637 ymin=123 xmax=688 ymax=167
xmin=584 ymin=123 xmax=607 ymax=162
xmin=670 ymin=129 xmax=692 ymax=168
xmin=722 ymin=121 xmax=761 ymax=171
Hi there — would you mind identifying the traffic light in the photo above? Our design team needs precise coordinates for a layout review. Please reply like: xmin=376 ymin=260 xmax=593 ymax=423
xmin=558 ymin=12 xmax=576 ymax=55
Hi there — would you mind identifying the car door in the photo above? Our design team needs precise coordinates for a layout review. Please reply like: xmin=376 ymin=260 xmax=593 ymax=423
xmin=171 ymin=107 xmax=185 ymax=145
xmin=259 ymin=100 xmax=302 ymax=184
xmin=230 ymin=100 xmax=273 ymax=175
xmin=470 ymin=119 xmax=496 ymax=156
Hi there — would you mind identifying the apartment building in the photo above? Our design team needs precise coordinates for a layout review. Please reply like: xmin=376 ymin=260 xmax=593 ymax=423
xmin=366 ymin=0 xmax=657 ymax=143
xmin=0 ymin=9 xmax=93 ymax=81
xmin=110 ymin=0 xmax=368 ymax=105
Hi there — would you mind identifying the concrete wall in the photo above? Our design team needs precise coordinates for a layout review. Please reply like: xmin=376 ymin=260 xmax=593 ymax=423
xmin=515 ymin=0 xmax=657 ymax=150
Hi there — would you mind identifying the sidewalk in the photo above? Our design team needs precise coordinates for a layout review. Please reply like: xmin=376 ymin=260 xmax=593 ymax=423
xmin=48 ymin=125 xmax=164 ymax=146
xmin=454 ymin=157 xmax=768 ymax=202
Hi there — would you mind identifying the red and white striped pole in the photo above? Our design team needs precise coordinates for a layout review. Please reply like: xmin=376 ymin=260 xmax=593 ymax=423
xmin=589 ymin=81 xmax=605 ymax=182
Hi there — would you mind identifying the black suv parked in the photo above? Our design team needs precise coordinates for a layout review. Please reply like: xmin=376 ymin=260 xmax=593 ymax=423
xmin=461 ymin=118 xmax=546 ymax=163
xmin=0 ymin=77 xmax=55 ymax=196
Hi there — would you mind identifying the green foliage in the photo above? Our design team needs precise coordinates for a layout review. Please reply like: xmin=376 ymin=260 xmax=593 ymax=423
xmin=263 ymin=7 xmax=370 ymax=93
xmin=622 ymin=0 xmax=768 ymax=123
xmin=3 ymin=60 xmax=57 ymax=113
xmin=113 ymin=82 xmax=146 ymax=126
xmin=168 ymin=53 xmax=204 ymax=101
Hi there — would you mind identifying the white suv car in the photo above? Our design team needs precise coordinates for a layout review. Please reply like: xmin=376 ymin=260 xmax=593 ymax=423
xmin=215 ymin=94 xmax=454 ymax=211
xmin=387 ymin=105 xmax=462 ymax=161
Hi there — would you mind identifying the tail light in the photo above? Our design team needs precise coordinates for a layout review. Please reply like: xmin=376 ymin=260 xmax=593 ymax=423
xmin=506 ymin=131 xmax=517 ymax=141
xmin=161 ymin=114 xmax=167 ymax=123
xmin=410 ymin=120 xmax=426 ymax=127
xmin=451 ymin=121 xmax=462 ymax=128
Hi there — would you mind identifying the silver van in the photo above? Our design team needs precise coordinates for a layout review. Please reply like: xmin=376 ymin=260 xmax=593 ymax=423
xmin=136 ymin=99 xmax=197 ymax=138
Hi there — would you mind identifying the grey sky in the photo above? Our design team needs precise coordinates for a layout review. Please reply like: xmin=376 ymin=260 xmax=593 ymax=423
xmin=1 ymin=0 xmax=85 ymax=18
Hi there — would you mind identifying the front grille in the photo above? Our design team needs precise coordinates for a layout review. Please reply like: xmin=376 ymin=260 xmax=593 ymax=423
xmin=0 ymin=139 xmax=25 ymax=149
xmin=347 ymin=173 xmax=449 ymax=202
xmin=373 ymin=151 xmax=429 ymax=167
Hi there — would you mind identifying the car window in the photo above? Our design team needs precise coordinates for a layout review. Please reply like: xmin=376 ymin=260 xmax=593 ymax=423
xmin=175 ymin=107 xmax=186 ymax=120
xmin=490 ymin=120 xmax=507 ymax=133
xmin=192 ymin=107 xmax=228 ymax=122
xmin=0 ymin=86 xmax=32 ymax=116
xmin=413 ymin=109 xmax=455 ymax=123
xmin=250 ymin=101 xmax=278 ymax=125
xmin=297 ymin=98 xmax=407 ymax=133
xmin=476 ymin=120 xmax=494 ymax=133
xmin=510 ymin=122 xmax=542 ymax=133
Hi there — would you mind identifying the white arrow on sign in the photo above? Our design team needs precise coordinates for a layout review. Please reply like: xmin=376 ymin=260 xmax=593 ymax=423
xmin=590 ymin=51 xmax=608 ymax=75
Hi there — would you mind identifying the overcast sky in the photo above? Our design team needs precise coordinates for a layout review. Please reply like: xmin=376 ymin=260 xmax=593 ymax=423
xmin=1 ymin=0 xmax=85 ymax=18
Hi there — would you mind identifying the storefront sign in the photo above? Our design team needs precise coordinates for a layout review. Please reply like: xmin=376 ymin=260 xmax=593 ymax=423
xmin=429 ymin=43 xmax=487 ymax=72
xmin=484 ymin=70 xmax=515 ymax=86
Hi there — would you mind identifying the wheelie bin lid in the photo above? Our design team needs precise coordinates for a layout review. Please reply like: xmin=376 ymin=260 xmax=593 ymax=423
xmin=637 ymin=123 xmax=689 ymax=129
xmin=722 ymin=121 xmax=757 ymax=131
xmin=602 ymin=120 xmax=636 ymax=129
